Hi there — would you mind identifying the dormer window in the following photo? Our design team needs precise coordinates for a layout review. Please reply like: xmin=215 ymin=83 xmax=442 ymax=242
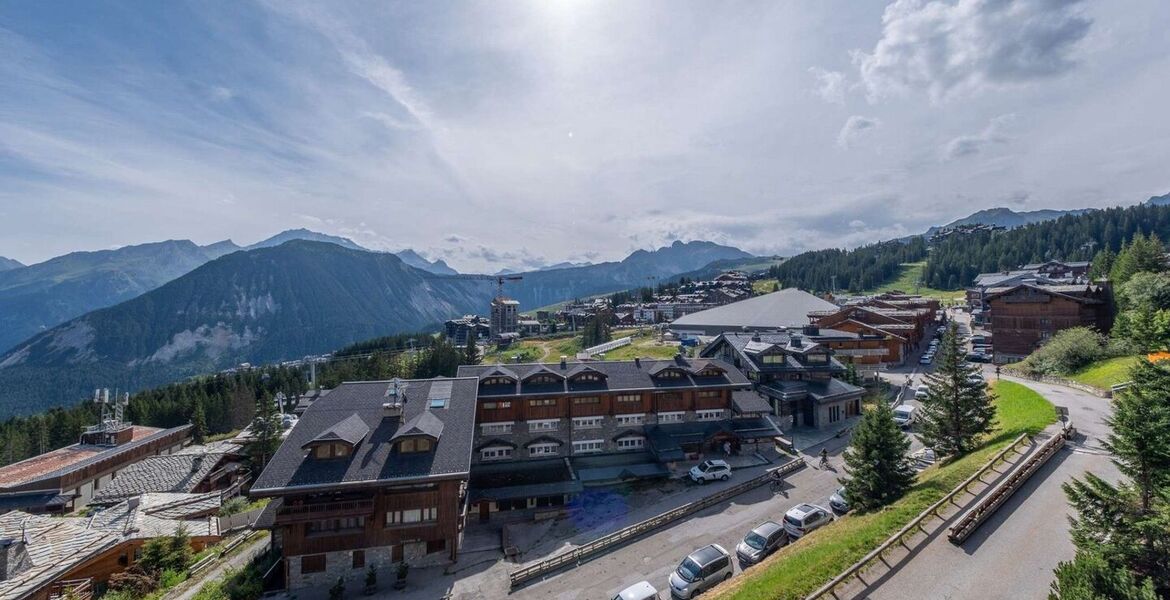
xmin=311 ymin=443 xmax=352 ymax=459
xmin=573 ymin=373 xmax=602 ymax=382
xmin=654 ymin=369 xmax=684 ymax=379
xmin=806 ymin=353 xmax=829 ymax=364
xmin=482 ymin=376 xmax=514 ymax=386
xmin=696 ymin=368 xmax=724 ymax=377
xmin=526 ymin=374 xmax=561 ymax=385
xmin=398 ymin=437 xmax=434 ymax=453
xmin=761 ymin=354 xmax=784 ymax=364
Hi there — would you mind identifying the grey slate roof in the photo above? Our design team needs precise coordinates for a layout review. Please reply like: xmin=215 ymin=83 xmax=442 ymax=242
xmin=668 ymin=288 xmax=838 ymax=333
xmin=732 ymin=390 xmax=773 ymax=414
xmin=92 ymin=452 xmax=226 ymax=503
xmin=391 ymin=411 xmax=445 ymax=441
xmin=303 ymin=414 xmax=370 ymax=448
xmin=456 ymin=357 xmax=749 ymax=395
xmin=251 ymin=378 xmax=479 ymax=495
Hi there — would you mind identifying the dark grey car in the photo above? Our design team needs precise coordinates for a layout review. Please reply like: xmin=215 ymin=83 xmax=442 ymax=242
xmin=735 ymin=520 xmax=787 ymax=565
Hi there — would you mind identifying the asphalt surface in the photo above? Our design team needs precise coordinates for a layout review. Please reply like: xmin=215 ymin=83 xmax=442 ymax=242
xmin=851 ymin=318 xmax=1118 ymax=600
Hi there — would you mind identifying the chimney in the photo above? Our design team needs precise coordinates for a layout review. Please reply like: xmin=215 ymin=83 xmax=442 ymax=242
xmin=191 ymin=454 xmax=204 ymax=474
xmin=127 ymin=496 xmax=141 ymax=511
xmin=750 ymin=333 xmax=761 ymax=342
xmin=803 ymin=325 xmax=819 ymax=336
xmin=383 ymin=379 xmax=406 ymax=420
xmin=634 ymin=357 xmax=641 ymax=368
xmin=791 ymin=335 xmax=803 ymax=348
xmin=560 ymin=356 xmax=567 ymax=369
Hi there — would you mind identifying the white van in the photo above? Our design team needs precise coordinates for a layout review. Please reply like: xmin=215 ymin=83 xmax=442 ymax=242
xmin=892 ymin=404 xmax=917 ymax=428
xmin=613 ymin=581 xmax=659 ymax=600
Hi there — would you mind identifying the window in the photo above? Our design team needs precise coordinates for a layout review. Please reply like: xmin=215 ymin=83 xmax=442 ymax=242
xmin=481 ymin=401 xmax=512 ymax=410
xmin=615 ymin=394 xmax=641 ymax=403
xmin=697 ymin=390 xmax=721 ymax=399
xmin=482 ymin=377 xmax=514 ymax=386
xmin=696 ymin=409 xmax=723 ymax=421
xmin=616 ymin=414 xmax=644 ymax=426
xmin=312 ymin=443 xmax=352 ymax=459
xmin=398 ymin=438 xmax=433 ymax=453
xmin=386 ymin=507 xmax=438 ymax=525
xmin=572 ymin=372 xmax=603 ymax=382
xmin=762 ymin=354 xmax=784 ymax=364
xmin=658 ymin=411 xmax=684 ymax=424
xmin=654 ymin=369 xmax=683 ymax=379
xmin=573 ymin=416 xmax=603 ymax=429
xmin=529 ymin=398 xmax=557 ymax=407
xmin=806 ymin=354 xmax=829 ymax=364
xmin=697 ymin=369 xmax=723 ymax=377
xmin=572 ymin=439 xmax=604 ymax=454
xmin=301 ymin=555 xmax=326 ymax=574
xmin=529 ymin=443 xmax=559 ymax=457
xmin=526 ymin=374 xmax=561 ymax=385
xmin=616 ymin=436 xmax=645 ymax=450
xmin=480 ymin=422 xmax=513 ymax=435
xmin=572 ymin=396 xmax=601 ymax=405
xmin=352 ymin=550 xmax=365 ymax=569
xmin=480 ymin=446 xmax=512 ymax=461
xmin=828 ymin=405 xmax=841 ymax=423
xmin=529 ymin=419 xmax=559 ymax=432
xmin=307 ymin=517 xmax=365 ymax=536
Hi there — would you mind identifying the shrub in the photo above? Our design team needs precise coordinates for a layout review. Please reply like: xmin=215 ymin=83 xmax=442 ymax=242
xmin=1018 ymin=327 xmax=1108 ymax=376
xmin=218 ymin=497 xmax=250 ymax=517
xmin=107 ymin=567 xmax=157 ymax=597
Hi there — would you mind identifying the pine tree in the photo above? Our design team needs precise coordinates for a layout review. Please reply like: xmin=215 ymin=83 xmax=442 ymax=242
xmin=841 ymin=402 xmax=916 ymax=511
xmin=917 ymin=323 xmax=996 ymax=457
xmin=1050 ymin=550 xmax=1157 ymax=600
xmin=463 ymin=336 xmax=479 ymax=365
xmin=1057 ymin=359 xmax=1170 ymax=595
xmin=191 ymin=398 xmax=207 ymax=446
xmin=251 ymin=390 xmax=282 ymax=470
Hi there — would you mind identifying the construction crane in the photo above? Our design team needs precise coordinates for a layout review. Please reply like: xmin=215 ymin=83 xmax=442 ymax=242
xmin=462 ymin=274 xmax=523 ymax=299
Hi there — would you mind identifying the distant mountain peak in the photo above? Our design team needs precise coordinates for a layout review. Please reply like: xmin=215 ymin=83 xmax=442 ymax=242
xmin=0 ymin=256 xmax=23 ymax=272
xmin=247 ymin=229 xmax=367 ymax=252
xmin=924 ymin=206 xmax=1094 ymax=238
xmin=394 ymin=249 xmax=459 ymax=275
xmin=1146 ymin=192 xmax=1170 ymax=207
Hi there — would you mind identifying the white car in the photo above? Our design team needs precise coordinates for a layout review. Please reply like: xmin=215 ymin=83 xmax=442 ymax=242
xmin=892 ymin=404 xmax=916 ymax=428
xmin=689 ymin=459 xmax=732 ymax=484
xmin=783 ymin=503 xmax=833 ymax=539
xmin=915 ymin=385 xmax=930 ymax=400
xmin=613 ymin=581 xmax=659 ymax=600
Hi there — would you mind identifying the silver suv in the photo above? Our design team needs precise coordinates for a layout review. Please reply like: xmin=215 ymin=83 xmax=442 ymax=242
xmin=688 ymin=459 xmax=732 ymax=484
xmin=669 ymin=544 xmax=733 ymax=599
xmin=783 ymin=503 xmax=833 ymax=539
xmin=735 ymin=521 xmax=787 ymax=565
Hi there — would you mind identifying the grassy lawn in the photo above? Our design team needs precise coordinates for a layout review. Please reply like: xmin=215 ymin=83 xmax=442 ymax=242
xmin=1068 ymin=355 xmax=1139 ymax=390
xmin=481 ymin=330 xmax=682 ymax=364
xmin=864 ymin=262 xmax=965 ymax=302
xmin=753 ymin=279 xmax=779 ymax=294
xmin=712 ymin=380 xmax=1054 ymax=600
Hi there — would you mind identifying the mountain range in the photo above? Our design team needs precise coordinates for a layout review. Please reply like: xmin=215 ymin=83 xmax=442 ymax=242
xmin=0 ymin=229 xmax=469 ymax=355
xmin=0 ymin=238 xmax=751 ymax=415
xmin=925 ymin=206 xmax=1095 ymax=237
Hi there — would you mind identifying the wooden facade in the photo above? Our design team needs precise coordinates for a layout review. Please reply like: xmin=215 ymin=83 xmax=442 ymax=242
xmin=272 ymin=479 xmax=463 ymax=563
xmin=987 ymin=284 xmax=1113 ymax=360
xmin=476 ymin=389 xmax=729 ymax=423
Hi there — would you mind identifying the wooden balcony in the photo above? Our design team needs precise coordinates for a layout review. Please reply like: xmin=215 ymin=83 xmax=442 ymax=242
xmin=275 ymin=499 xmax=375 ymax=524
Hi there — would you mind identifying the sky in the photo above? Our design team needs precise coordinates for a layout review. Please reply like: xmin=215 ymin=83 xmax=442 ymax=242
xmin=2 ymin=0 xmax=1169 ymax=273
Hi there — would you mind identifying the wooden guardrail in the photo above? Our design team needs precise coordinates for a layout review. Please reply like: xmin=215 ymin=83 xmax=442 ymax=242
xmin=804 ymin=433 xmax=1033 ymax=600
xmin=509 ymin=458 xmax=807 ymax=588
xmin=948 ymin=427 xmax=1073 ymax=544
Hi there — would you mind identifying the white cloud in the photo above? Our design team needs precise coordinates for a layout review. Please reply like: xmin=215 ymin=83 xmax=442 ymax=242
xmin=943 ymin=113 xmax=1015 ymax=160
xmin=808 ymin=67 xmax=847 ymax=104
xmin=837 ymin=115 xmax=881 ymax=149
xmin=854 ymin=0 xmax=1092 ymax=102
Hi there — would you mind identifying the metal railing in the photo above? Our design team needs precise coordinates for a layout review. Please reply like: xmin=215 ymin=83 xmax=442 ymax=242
xmin=582 ymin=336 xmax=633 ymax=356
xmin=948 ymin=427 xmax=1072 ymax=544
xmin=509 ymin=457 xmax=807 ymax=588
xmin=805 ymin=433 xmax=1033 ymax=600
xmin=276 ymin=499 xmax=374 ymax=518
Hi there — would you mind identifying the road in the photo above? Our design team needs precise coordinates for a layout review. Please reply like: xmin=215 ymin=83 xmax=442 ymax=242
xmin=849 ymin=371 xmax=1117 ymax=599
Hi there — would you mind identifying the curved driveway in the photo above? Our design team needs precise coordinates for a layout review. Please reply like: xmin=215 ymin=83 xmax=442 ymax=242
xmin=853 ymin=374 xmax=1117 ymax=600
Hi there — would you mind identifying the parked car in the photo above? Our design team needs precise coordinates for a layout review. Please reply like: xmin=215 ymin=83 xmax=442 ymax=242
xmin=915 ymin=385 xmax=930 ymax=400
xmin=614 ymin=581 xmax=660 ymax=600
xmin=669 ymin=544 xmax=733 ymax=599
xmin=829 ymin=487 xmax=850 ymax=513
xmin=735 ymin=521 xmax=787 ymax=566
xmin=689 ymin=459 xmax=732 ymax=484
xmin=966 ymin=351 xmax=992 ymax=363
xmin=970 ymin=335 xmax=987 ymax=345
xmin=892 ymin=404 xmax=917 ymax=428
xmin=783 ymin=503 xmax=833 ymax=539
xmin=918 ymin=355 xmax=933 ymax=365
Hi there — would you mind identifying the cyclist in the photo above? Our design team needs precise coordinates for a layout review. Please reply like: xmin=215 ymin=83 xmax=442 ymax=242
xmin=819 ymin=448 xmax=830 ymax=469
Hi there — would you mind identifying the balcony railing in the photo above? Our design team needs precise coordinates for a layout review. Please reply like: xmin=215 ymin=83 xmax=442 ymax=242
xmin=276 ymin=499 xmax=375 ymax=522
